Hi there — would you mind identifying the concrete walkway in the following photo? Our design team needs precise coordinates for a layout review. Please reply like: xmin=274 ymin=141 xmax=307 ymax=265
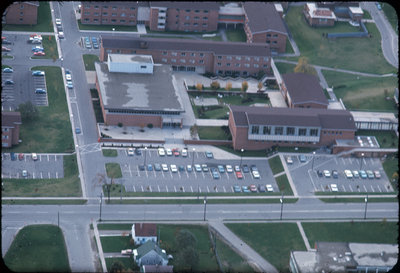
xmin=92 ymin=220 xmax=107 ymax=273
xmin=279 ymin=154 xmax=299 ymax=197
xmin=195 ymin=119 xmax=228 ymax=126
xmin=209 ymin=220 xmax=279 ymax=273
xmin=137 ymin=24 xmax=147 ymax=34
xmin=296 ymin=221 xmax=312 ymax=251
xmin=219 ymin=28 xmax=228 ymax=42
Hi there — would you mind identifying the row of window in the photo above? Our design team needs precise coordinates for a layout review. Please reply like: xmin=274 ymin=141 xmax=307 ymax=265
xmin=162 ymin=58 xmax=204 ymax=64
xmin=251 ymin=126 xmax=319 ymax=137
xmin=2 ymin=135 xmax=9 ymax=139
xmin=323 ymin=131 xmax=343 ymax=135
xmin=217 ymin=56 xmax=268 ymax=62
xmin=84 ymin=5 xmax=136 ymax=10
xmin=2 ymin=128 xmax=9 ymax=132
xmin=266 ymin=34 xmax=279 ymax=38
xmin=266 ymin=40 xmax=278 ymax=44
xmin=83 ymin=12 xmax=136 ymax=17
xmin=217 ymin=63 xmax=267 ymax=68
xmin=108 ymin=109 xmax=181 ymax=115
xmin=83 ymin=18 xmax=136 ymax=24
xmin=165 ymin=52 xmax=205 ymax=57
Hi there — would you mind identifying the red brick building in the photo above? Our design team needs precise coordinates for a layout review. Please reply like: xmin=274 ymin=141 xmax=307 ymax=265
xmin=2 ymin=112 xmax=22 ymax=148
xmin=281 ymin=73 xmax=328 ymax=109
xmin=303 ymin=3 xmax=337 ymax=27
xmin=228 ymin=105 xmax=356 ymax=151
xmin=100 ymin=35 xmax=271 ymax=77
xmin=4 ymin=1 xmax=39 ymax=25
xmin=243 ymin=2 xmax=288 ymax=54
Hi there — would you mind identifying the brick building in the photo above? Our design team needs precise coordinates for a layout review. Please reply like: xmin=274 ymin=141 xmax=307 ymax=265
xmin=304 ymin=3 xmax=337 ymax=27
xmin=2 ymin=111 xmax=22 ymax=148
xmin=4 ymin=1 xmax=39 ymax=25
xmin=100 ymin=35 xmax=271 ymax=77
xmin=243 ymin=2 xmax=288 ymax=54
xmin=228 ymin=105 xmax=356 ymax=151
xmin=281 ymin=73 xmax=328 ymax=109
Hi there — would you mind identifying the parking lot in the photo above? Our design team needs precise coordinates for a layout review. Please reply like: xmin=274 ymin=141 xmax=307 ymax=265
xmin=32 ymin=72 xmax=48 ymax=106
xmin=285 ymin=153 xmax=392 ymax=196
xmin=1 ymin=153 xmax=64 ymax=179
xmin=105 ymin=148 xmax=278 ymax=194
xmin=1 ymin=70 xmax=15 ymax=106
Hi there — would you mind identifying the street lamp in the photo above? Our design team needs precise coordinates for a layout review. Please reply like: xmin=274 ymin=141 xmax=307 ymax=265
xmin=99 ymin=192 xmax=103 ymax=221
xmin=192 ymin=148 xmax=196 ymax=166
xmin=311 ymin=151 xmax=316 ymax=170
xmin=364 ymin=194 xmax=368 ymax=220
xmin=203 ymin=195 xmax=207 ymax=221
xmin=240 ymin=149 xmax=244 ymax=168
xmin=280 ymin=193 xmax=284 ymax=220
xmin=360 ymin=153 xmax=365 ymax=170
xmin=144 ymin=147 xmax=147 ymax=166
xmin=60 ymin=57 xmax=63 ymax=67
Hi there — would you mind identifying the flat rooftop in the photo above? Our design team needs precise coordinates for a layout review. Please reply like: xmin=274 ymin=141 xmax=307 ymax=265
xmin=350 ymin=111 xmax=398 ymax=124
xmin=95 ymin=62 xmax=183 ymax=112
xmin=336 ymin=135 xmax=379 ymax=148
xmin=108 ymin=54 xmax=153 ymax=64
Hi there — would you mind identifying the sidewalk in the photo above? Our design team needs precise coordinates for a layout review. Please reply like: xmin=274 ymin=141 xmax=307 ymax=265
xmin=92 ymin=220 xmax=107 ymax=273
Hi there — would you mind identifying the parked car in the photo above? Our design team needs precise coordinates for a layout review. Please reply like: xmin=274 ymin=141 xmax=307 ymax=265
xmin=201 ymin=164 xmax=209 ymax=172
xmin=139 ymin=164 xmax=145 ymax=171
xmin=33 ymin=51 xmax=45 ymax=56
xmin=242 ymin=165 xmax=250 ymax=173
xmin=366 ymin=170 xmax=374 ymax=179
xmin=249 ymin=184 xmax=257 ymax=192
xmin=10 ymin=152 xmax=16 ymax=161
xmin=330 ymin=184 xmax=338 ymax=192
xmin=31 ymin=153 xmax=38 ymax=161
xmin=241 ymin=185 xmax=250 ymax=193
xmin=161 ymin=164 xmax=168 ymax=172
xmin=317 ymin=170 xmax=323 ymax=177
xmin=359 ymin=170 xmax=367 ymax=179
xmin=374 ymin=170 xmax=381 ymax=179
xmin=92 ymin=42 xmax=99 ymax=49
xmin=258 ymin=184 xmax=266 ymax=192
xmin=233 ymin=185 xmax=241 ymax=193
xmin=299 ymin=154 xmax=306 ymax=162
xmin=75 ymin=128 xmax=81 ymax=134
xmin=166 ymin=148 xmax=172 ymax=156
xmin=178 ymin=165 xmax=185 ymax=172
xmin=252 ymin=171 xmax=260 ymax=179
xmin=234 ymin=165 xmax=241 ymax=172
xmin=154 ymin=163 xmax=161 ymax=171
xmin=217 ymin=165 xmax=225 ymax=173
xmin=30 ymin=38 xmax=42 ymax=44
xmin=352 ymin=170 xmax=359 ymax=178
xmin=58 ymin=32 xmax=64 ymax=39
xmin=158 ymin=148 xmax=165 ymax=156
xmin=32 ymin=70 xmax=45 ymax=76
xmin=147 ymin=164 xmax=153 ymax=171
xmin=181 ymin=149 xmax=188 ymax=157
xmin=65 ymin=71 xmax=72 ymax=81
xmin=170 ymin=164 xmax=178 ymax=173
xmin=127 ymin=148 xmax=134 ymax=156
xmin=32 ymin=46 xmax=44 ymax=52
xmin=266 ymin=184 xmax=274 ymax=192
xmin=135 ymin=149 xmax=142 ymax=155
xmin=186 ymin=165 xmax=193 ymax=172
xmin=250 ymin=165 xmax=258 ymax=172
xmin=35 ymin=88 xmax=46 ymax=94
xmin=2 ymin=46 xmax=11 ymax=52
xmin=332 ymin=170 xmax=339 ymax=179
xmin=226 ymin=165 xmax=233 ymax=173
xmin=286 ymin=156 xmax=293 ymax=164
xmin=194 ymin=164 xmax=202 ymax=172
xmin=18 ymin=153 xmax=24 ymax=160
xmin=2 ymin=39 xmax=12 ymax=45
xmin=323 ymin=170 xmax=331 ymax=178
xmin=172 ymin=148 xmax=180 ymax=156
xmin=55 ymin=18 xmax=62 ymax=25
xmin=205 ymin=151 xmax=213 ymax=159
xmin=66 ymin=81 xmax=73 ymax=89
xmin=22 ymin=170 xmax=28 ymax=177
xmin=3 ymin=67 xmax=13 ymax=73
xmin=211 ymin=169 xmax=220 ymax=179
xmin=344 ymin=170 xmax=353 ymax=179
xmin=4 ymin=80 xmax=14 ymax=85
xmin=235 ymin=171 xmax=243 ymax=179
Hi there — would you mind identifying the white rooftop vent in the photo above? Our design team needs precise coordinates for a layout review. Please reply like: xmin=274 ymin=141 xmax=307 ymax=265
xmin=333 ymin=257 xmax=337 ymax=262
xmin=345 ymin=252 xmax=352 ymax=256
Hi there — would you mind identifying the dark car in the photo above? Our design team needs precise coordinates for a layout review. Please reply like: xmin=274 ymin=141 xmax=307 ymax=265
xmin=317 ymin=170 xmax=323 ymax=177
xmin=178 ymin=165 xmax=185 ymax=172
xmin=332 ymin=170 xmax=339 ymax=179
xmin=258 ymin=184 xmax=266 ymax=192
xmin=147 ymin=164 xmax=153 ymax=171
xmin=10 ymin=152 xmax=16 ymax=161
xmin=242 ymin=165 xmax=250 ymax=173
xmin=135 ymin=149 xmax=142 ymax=155
xmin=139 ymin=164 xmax=145 ymax=171
xmin=250 ymin=165 xmax=258 ymax=172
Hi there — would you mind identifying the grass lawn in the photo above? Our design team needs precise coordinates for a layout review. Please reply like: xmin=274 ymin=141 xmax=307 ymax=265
xmin=216 ymin=145 xmax=269 ymax=157
xmin=100 ymin=236 xmax=133 ymax=253
xmin=225 ymin=28 xmax=247 ymax=42
xmin=192 ymin=104 xmax=230 ymax=119
xmin=2 ymin=54 xmax=13 ymax=59
xmin=322 ymin=70 xmax=398 ymax=112
xmin=275 ymin=174 xmax=294 ymax=196
xmin=31 ymin=35 xmax=58 ymax=60
xmin=198 ymin=126 xmax=231 ymax=140
xmin=146 ymin=27 xmax=217 ymax=35
xmin=275 ymin=62 xmax=296 ymax=75
xmin=105 ymin=163 xmax=122 ymax=178
xmin=285 ymin=37 xmax=294 ymax=54
xmin=3 ymin=2 xmax=53 ymax=32
xmin=4 ymin=66 xmax=73 ymax=153
xmin=226 ymin=223 xmax=306 ymax=273
xmin=2 ymin=154 xmax=82 ymax=197
xmin=102 ymin=149 xmax=118 ymax=157
xmin=216 ymin=237 xmax=254 ymax=272
xmin=78 ymin=19 xmax=137 ymax=32
xmin=356 ymin=130 xmax=398 ymax=148
xmin=382 ymin=3 xmax=398 ymax=34
xmin=83 ymin=54 xmax=99 ymax=71
xmin=382 ymin=155 xmax=399 ymax=190
xmin=2 ymin=199 xmax=87 ymax=205
xmin=203 ymin=35 xmax=223 ymax=41
xmin=302 ymin=221 xmax=398 ymax=247
xmin=268 ymin=155 xmax=284 ymax=175
xmin=158 ymin=224 xmax=218 ymax=272
xmin=284 ymin=6 xmax=397 ymax=74
xmin=105 ymin=257 xmax=137 ymax=272
xmin=98 ymin=224 xmax=133 ymax=230
xmin=4 ymin=225 xmax=70 ymax=272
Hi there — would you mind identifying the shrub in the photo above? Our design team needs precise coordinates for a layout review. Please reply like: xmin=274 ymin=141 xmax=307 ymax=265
xmin=241 ymin=81 xmax=249 ymax=92
xmin=210 ymin=81 xmax=220 ymax=90
xmin=117 ymin=122 xmax=123 ymax=127
xmin=225 ymin=82 xmax=232 ymax=91
xmin=147 ymin=123 xmax=153 ymax=129
xmin=196 ymin=83 xmax=203 ymax=91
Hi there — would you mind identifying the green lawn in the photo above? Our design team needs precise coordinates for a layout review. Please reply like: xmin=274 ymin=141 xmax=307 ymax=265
xmin=356 ymin=130 xmax=398 ymax=148
xmin=105 ymin=257 xmax=138 ymax=272
xmin=226 ymin=223 xmax=306 ymax=273
xmin=100 ymin=236 xmax=133 ymax=252
xmin=275 ymin=174 xmax=294 ymax=196
xmin=83 ymin=54 xmax=99 ymax=71
xmin=268 ymin=155 xmax=284 ymax=175
xmin=275 ymin=62 xmax=296 ymax=75
xmin=78 ymin=20 xmax=137 ymax=32
xmin=2 ymin=154 xmax=82 ymax=197
xmin=382 ymin=3 xmax=398 ymax=34
xmin=102 ymin=149 xmax=118 ymax=157
xmin=285 ymin=37 xmax=294 ymax=54
xmin=198 ymin=126 xmax=231 ymax=140
xmin=322 ymin=70 xmax=398 ymax=112
xmin=3 ymin=2 xmax=53 ymax=32
xmin=192 ymin=104 xmax=230 ymax=119
xmin=4 ymin=225 xmax=70 ymax=272
xmin=216 ymin=237 xmax=254 ymax=272
xmin=4 ymin=66 xmax=73 ymax=153
xmin=302 ymin=221 xmax=398 ymax=247
xmin=2 ymin=199 xmax=87 ymax=205
xmin=203 ymin=35 xmax=223 ymax=41
xmin=105 ymin=163 xmax=122 ymax=178
xmin=382 ymin=155 xmax=399 ymax=190
xmin=216 ymin=145 xmax=269 ymax=157
xmin=146 ymin=27 xmax=217 ymax=35
xmin=98 ymin=224 xmax=133 ymax=230
xmin=31 ymin=35 xmax=58 ymax=60
xmin=225 ymin=28 xmax=247 ymax=42
xmin=284 ymin=6 xmax=397 ymax=74
xmin=158 ymin=224 xmax=218 ymax=272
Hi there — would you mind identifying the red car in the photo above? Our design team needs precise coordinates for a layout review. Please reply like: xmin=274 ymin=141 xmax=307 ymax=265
xmin=249 ymin=184 xmax=257 ymax=192
xmin=172 ymin=148 xmax=180 ymax=156
xmin=34 ymin=51 xmax=45 ymax=56
xmin=18 ymin=153 xmax=24 ymax=160
xmin=235 ymin=171 xmax=243 ymax=179
xmin=2 ymin=46 xmax=11 ymax=52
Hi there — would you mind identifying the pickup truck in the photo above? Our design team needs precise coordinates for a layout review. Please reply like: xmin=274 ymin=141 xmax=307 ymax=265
xmin=121 ymin=249 xmax=133 ymax=255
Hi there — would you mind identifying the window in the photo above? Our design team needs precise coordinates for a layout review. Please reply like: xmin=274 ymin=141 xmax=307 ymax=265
xmin=310 ymin=128 xmax=319 ymax=136
xmin=111 ymin=19 xmax=116 ymax=23
xmin=254 ymin=64 xmax=259 ymax=68
xmin=20 ymin=4 xmax=23 ymax=9
xmin=273 ymin=34 xmax=278 ymax=38
xmin=84 ymin=11 xmax=90 ymax=15
xmin=130 ymin=7 xmax=136 ymax=10
xmin=203 ymin=16 xmax=208 ymax=20
xmin=112 ymin=13 xmax=117 ymax=16
xmin=162 ymin=51 xmax=167 ymax=55
xmin=217 ymin=56 xmax=222 ymax=59
xmin=94 ymin=5 xmax=99 ymax=9
xmin=217 ymin=63 xmax=221 ymax=66
xmin=226 ymin=56 xmax=232 ymax=60
xmin=266 ymin=40 xmax=270 ymax=44
xmin=251 ymin=126 xmax=259 ymax=134
xmin=273 ymin=41 xmax=277 ymax=44
xmin=194 ymin=16 xmax=199 ymax=20
xmin=275 ymin=127 xmax=283 ymax=135
xmin=254 ymin=57 xmax=260 ymax=61
xmin=171 ymin=59 xmax=177 ymax=63
xmin=286 ymin=127 xmax=295 ymax=135
xmin=185 ymin=16 xmax=190 ymax=20
xmin=202 ymin=23 xmax=207 ymax=27
xmin=103 ymin=12 xmax=108 ymax=15
xmin=195 ymin=10 xmax=200 ymax=13
xmin=199 ymin=60 xmax=204 ymax=64
xmin=180 ymin=59 xmax=186 ymax=63
xmin=20 ymin=12 xmax=23 ymax=16
xmin=184 ymin=23 xmax=190 ymax=26
xmin=94 ymin=12 xmax=99 ymax=16
xmin=298 ymin=128 xmax=306 ymax=136
xmin=193 ymin=23 xmax=198 ymax=26
xmin=204 ymin=10 xmax=208 ymax=13
xmin=162 ymin=58 xmax=167 ymax=62
xmin=140 ymin=65 xmax=147 ymax=69
xmin=263 ymin=64 xmax=268 ymax=68
xmin=112 ymin=6 xmax=117 ymax=10
xmin=263 ymin=126 xmax=271 ymax=135
xmin=120 ymin=19 xmax=125 ymax=23
xmin=199 ymin=53 xmax=204 ymax=57
xmin=103 ymin=5 xmax=108 ymax=8
xmin=266 ymin=34 xmax=271 ymax=37
xmin=245 ymin=57 xmax=250 ymax=61
xmin=121 ymin=13 xmax=126 ymax=17
xmin=2 ymin=128 xmax=9 ymax=132
xmin=94 ymin=18 xmax=99 ymax=22
xmin=263 ymin=57 xmax=269 ymax=62
xmin=181 ymin=52 xmax=186 ymax=56
xmin=244 ymin=63 xmax=250 ymax=68
xmin=129 ymin=14 xmax=135 ymax=17
xmin=171 ymin=52 xmax=177 ymax=56
xmin=189 ymin=59 xmax=195 ymax=64
xmin=235 ymin=63 xmax=240 ymax=67
xmin=226 ymin=63 xmax=231 ymax=67
xmin=185 ymin=9 xmax=191 ymax=12
xmin=191 ymin=53 xmax=195 ymax=57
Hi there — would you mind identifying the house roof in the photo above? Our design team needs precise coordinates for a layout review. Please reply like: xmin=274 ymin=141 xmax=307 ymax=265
xmin=243 ymin=2 xmax=287 ymax=35
xmin=1 ymin=111 xmax=22 ymax=128
xmin=306 ymin=3 xmax=337 ymax=20
xmin=150 ymin=1 xmax=219 ymax=10
xmin=101 ymin=35 xmax=270 ymax=57
xmin=136 ymin=241 xmax=168 ymax=260
xmin=142 ymin=265 xmax=173 ymax=273
xmin=135 ymin=223 xmax=157 ymax=237
xmin=229 ymin=106 xmax=356 ymax=130
xmin=282 ymin=73 xmax=328 ymax=106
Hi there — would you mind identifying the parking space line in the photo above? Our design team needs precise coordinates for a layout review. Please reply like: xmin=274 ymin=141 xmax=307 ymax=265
xmin=333 ymin=157 xmax=337 ymax=164
xmin=32 ymin=172 xmax=35 ymax=179
xmin=225 ymin=172 xmax=229 ymax=179
xmin=348 ymin=158 xmax=352 ymax=164
xmin=128 ymin=164 xmax=132 ymax=177
xmin=378 ymin=185 xmax=382 ymax=192
xmin=207 ymin=185 xmax=210 ymax=193
xmin=145 ymin=169 xmax=148 ymax=178
xmin=199 ymin=187 xmax=202 ymax=193
xmin=133 ymin=185 xmax=136 ymax=192
xmin=47 ymin=155 xmax=49 ymax=161
xmin=215 ymin=186 xmax=218 ymax=193
xmin=363 ymin=185 xmax=367 ymax=192
xmin=56 ymin=172 xmax=58 ymax=179
xmin=166 ymin=186 xmax=168 ymax=192
xmin=157 ymin=185 xmax=160 ymax=192
xmin=148 ymin=151 xmax=152 ymax=158
xmin=48 ymin=172 xmax=50 ymax=178
xmin=141 ymin=185 xmax=144 ymax=192
xmin=340 ymin=158 xmax=345 ymax=165
xmin=370 ymin=185 xmax=375 ymax=192
xmin=384 ymin=185 xmax=389 ymax=192
xmin=185 ymin=171 xmax=189 ymax=178
xmin=341 ymin=185 xmax=346 ymax=192
xmin=40 ymin=172 xmax=43 ymax=179
xmin=39 ymin=155 xmax=42 ymax=162
xmin=193 ymin=171 xmax=197 ymax=178
xmin=170 ymin=171 xmax=173 ymax=178
xmin=161 ymin=171 xmax=165 ymax=178
xmin=320 ymin=184 xmax=325 ymax=192
xmin=190 ymin=186 xmax=193 ymax=192
xmin=149 ymin=186 xmax=152 ymax=192
xmin=223 ymin=186 xmax=226 ymax=193
xmin=178 ymin=172 xmax=181 ymax=179
xmin=174 ymin=186 xmax=177 ymax=192
xmin=349 ymin=185 xmax=353 ymax=192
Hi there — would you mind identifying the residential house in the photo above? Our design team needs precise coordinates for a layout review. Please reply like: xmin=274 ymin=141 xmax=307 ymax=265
xmin=132 ymin=223 xmax=157 ymax=245
xmin=133 ymin=241 xmax=169 ymax=267
xmin=1 ymin=112 xmax=22 ymax=148
xmin=4 ymin=1 xmax=39 ymax=25
xmin=304 ymin=3 xmax=337 ymax=27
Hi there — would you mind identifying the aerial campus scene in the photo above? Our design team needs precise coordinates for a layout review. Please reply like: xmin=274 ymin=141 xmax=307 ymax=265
xmin=1 ymin=1 xmax=398 ymax=272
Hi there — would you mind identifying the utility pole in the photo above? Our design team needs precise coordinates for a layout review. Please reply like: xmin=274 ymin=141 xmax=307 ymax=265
xmin=57 ymin=211 xmax=59 ymax=228
xmin=360 ymin=153 xmax=365 ymax=170
xmin=364 ymin=194 xmax=368 ymax=220
xmin=280 ymin=193 xmax=284 ymax=220
xmin=203 ymin=195 xmax=207 ymax=221
xmin=311 ymin=151 xmax=316 ymax=170
xmin=240 ymin=149 xmax=244 ymax=168
xmin=192 ymin=148 xmax=196 ymax=167
xmin=99 ymin=192 xmax=103 ymax=221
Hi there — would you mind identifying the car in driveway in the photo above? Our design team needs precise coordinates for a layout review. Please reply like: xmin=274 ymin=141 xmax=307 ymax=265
xmin=241 ymin=185 xmax=250 ymax=193
xmin=286 ymin=156 xmax=293 ymax=164
xmin=158 ymin=148 xmax=165 ymax=156
xmin=266 ymin=184 xmax=273 ymax=192
xmin=35 ymin=88 xmax=46 ymax=94
xmin=205 ymin=151 xmax=213 ymax=159
xmin=233 ymin=185 xmax=241 ymax=193
xmin=161 ymin=164 xmax=168 ymax=172
xmin=226 ymin=165 xmax=233 ymax=173
xmin=2 ymin=46 xmax=11 ymax=52
xmin=32 ymin=70 xmax=45 ymax=76
xmin=201 ymin=164 xmax=209 ymax=172
xmin=242 ymin=165 xmax=250 ymax=173
xmin=323 ymin=170 xmax=331 ymax=178
xmin=194 ymin=164 xmax=202 ymax=172
xmin=127 ymin=148 xmax=134 ymax=156
xmin=258 ymin=184 xmax=266 ymax=192
xmin=31 ymin=153 xmax=38 ymax=161
xmin=374 ymin=170 xmax=381 ymax=179
xmin=170 ymin=164 xmax=178 ymax=173
xmin=217 ymin=165 xmax=225 ymax=173
xmin=235 ymin=171 xmax=243 ymax=179
xmin=3 ymin=67 xmax=13 ymax=73
xmin=366 ymin=170 xmax=374 ymax=179
xmin=249 ymin=184 xmax=257 ymax=192
xmin=154 ymin=163 xmax=161 ymax=171
xmin=22 ymin=170 xmax=28 ymax=177
xmin=330 ymin=184 xmax=338 ymax=192
xmin=18 ymin=153 xmax=24 ymax=160
xmin=252 ymin=170 xmax=260 ymax=179
xmin=359 ymin=170 xmax=367 ymax=179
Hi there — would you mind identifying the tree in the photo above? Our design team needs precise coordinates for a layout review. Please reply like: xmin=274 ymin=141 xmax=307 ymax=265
xmin=175 ymin=229 xmax=197 ymax=249
xmin=176 ymin=246 xmax=199 ymax=270
xmin=225 ymin=82 xmax=232 ymax=91
xmin=210 ymin=81 xmax=220 ymax=90
xmin=190 ymin=124 xmax=198 ymax=138
xmin=110 ymin=261 xmax=124 ymax=273
xmin=196 ymin=83 xmax=203 ymax=91
xmin=241 ymin=81 xmax=249 ymax=92
xmin=294 ymin=57 xmax=317 ymax=76
xmin=18 ymin=101 xmax=39 ymax=121
xmin=257 ymin=82 xmax=263 ymax=91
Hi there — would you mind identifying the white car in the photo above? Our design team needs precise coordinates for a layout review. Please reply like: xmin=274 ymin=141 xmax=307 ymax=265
xmin=32 ymin=153 xmax=38 ymax=161
xmin=58 ymin=31 xmax=64 ymax=39
xmin=22 ymin=170 xmax=28 ymax=177
xmin=234 ymin=165 xmax=241 ymax=172
xmin=226 ymin=165 xmax=233 ymax=173
xmin=161 ymin=164 xmax=168 ymax=172
xmin=252 ymin=170 xmax=260 ymax=179
xmin=170 ymin=164 xmax=178 ymax=173
xmin=166 ymin=148 xmax=172 ymax=156
xmin=65 ymin=72 xmax=72 ymax=81
xmin=181 ymin=149 xmax=188 ymax=157
xmin=127 ymin=148 xmax=134 ymax=156
xmin=323 ymin=170 xmax=331 ymax=178
xmin=286 ymin=156 xmax=293 ymax=164
xmin=344 ymin=170 xmax=353 ymax=179
xmin=266 ymin=184 xmax=273 ymax=192
xmin=194 ymin=164 xmax=202 ymax=172
xmin=158 ymin=148 xmax=165 ymax=156
xmin=330 ymin=184 xmax=338 ymax=192
xmin=55 ymin=18 xmax=62 ymax=25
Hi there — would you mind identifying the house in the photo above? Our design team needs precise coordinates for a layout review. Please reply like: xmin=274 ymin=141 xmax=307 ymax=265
xmin=99 ymin=35 xmax=271 ymax=77
xmin=243 ymin=2 xmax=288 ymax=54
xmin=132 ymin=223 xmax=157 ymax=245
xmin=281 ymin=73 xmax=328 ymax=109
xmin=228 ymin=105 xmax=356 ymax=151
xmin=290 ymin=242 xmax=398 ymax=273
xmin=133 ymin=241 xmax=169 ymax=267
xmin=95 ymin=54 xmax=184 ymax=128
xmin=304 ymin=3 xmax=337 ymax=27
xmin=4 ymin=1 xmax=39 ymax=25
xmin=1 ymin=112 xmax=22 ymax=148
xmin=141 ymin=265 xmax=173 ymax=273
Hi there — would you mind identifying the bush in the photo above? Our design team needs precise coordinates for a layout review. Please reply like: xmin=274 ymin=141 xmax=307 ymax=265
xmin=196 ymin=83 xmax=203 ymax=91
xmin=147 ymin=123 xmax=153 ymax=129
xmin=117 ymin=122 xmax=123 ymax=127
xmin=241 ymin=81 xmax=249 ymax=92
xmin=210 ymin=81 xmax=220 ymax=90
xmin=241 ymin=97 xmax=254 ymax=103
xmin=225 ymin=82 xmax=232 ymax=91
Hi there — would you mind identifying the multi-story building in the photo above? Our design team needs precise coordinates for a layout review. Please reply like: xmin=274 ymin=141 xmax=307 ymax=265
xmin=100 ymin=35 xmax=271 ymax=77
xmin=1 ymin=111 xmax=22 ymax=148
xmin=228 ymin=105 xmax=356 ymax=150
xmin=243 ymin=2 xmax=288 ymax=54
xmin=303 ymin=3 xmax=337 ymax=27
xmin=4 ymin=1 xmax=39 ymax=25
xmin=281 ymin=73 xmax=329 ymax=109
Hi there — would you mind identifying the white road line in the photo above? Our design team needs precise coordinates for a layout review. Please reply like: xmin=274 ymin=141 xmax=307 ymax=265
xmin=193 ymin=171 xmax=197 ymax=178
xmin=207 ymin=185 xmax=210 ymax=192
xmin=178 ymin=172 xmax=181 ymax=179
xmin=157 ymin=185 xmax=160 ymax=192
xmin=55 ymin=155 xmax=57 ymax=161
xmin=32 ymin=172 xmax=35 ymax=179
xmin=202 ymin=172 xmax=205 ymax=179
xmin=148 ymin=151 xmax=152 ymax=158
xmin=137 ymin=166 xmax=141 ymax=177
xmin=384 ymin=184 xmax=390 ymax=192
xmin=39 ymin=155 xmax=42 ymax=162
xmin=370 ymin=185 xmax=375 ymax=192
xmin=48 ymin=172 xmax=51 ymax=178
xmin=186 ymin=171 xmax=189 ymax=178
xmin=47 ymin=155 xmax=50 ymax=161
xmin=56 ymin=172 xmax=58 ymax=179
xmin=378 ymin=185 xmax=382 ymax=193
xmin=190 ymin=186 xmax=193 ymax=192
xmin=182 ymin=186 xmax=184 ymax=192
xmin=215 ymin=187 xmax=218 ymax=193
xmin=161 ymin=171 xmax=165 ymax=178
xmin=321 ymin=184 xmax=325 ymax=192
xmin=349 ymin=185 xmax=353 ymax=192
xmin=174 ymin=185 xmax=177 ymax=192
xmin=128 ymin=164 xmax=132 ymax=177
xmin=149 ymin=186 xmax=152 ymax=192
xmin=166 ymin=186 xmax=168 ymax=192
xmin=141 ymin=185 xmax=144 ymax=192
xmin=341 ymin=185 xmax=346 ymax=192
xmin=133 ymin=185 xmax=136 ymax=192
xmin=40 ymin=172 xmax=43 ymax=179
xmin=223 ymin=186 xmax=226 ymax=193
xmin=170 ymin=171 xmax=173 ymax=178
xmin=225 ymin=172 xmax=229 ymax=179
xmin=145 ymin=169 xmax=148 ymax=178
xmin=363 ymin=185 xmax=367 ymax=192
xmin=199 ymin=187 xmax=202 ymax=193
